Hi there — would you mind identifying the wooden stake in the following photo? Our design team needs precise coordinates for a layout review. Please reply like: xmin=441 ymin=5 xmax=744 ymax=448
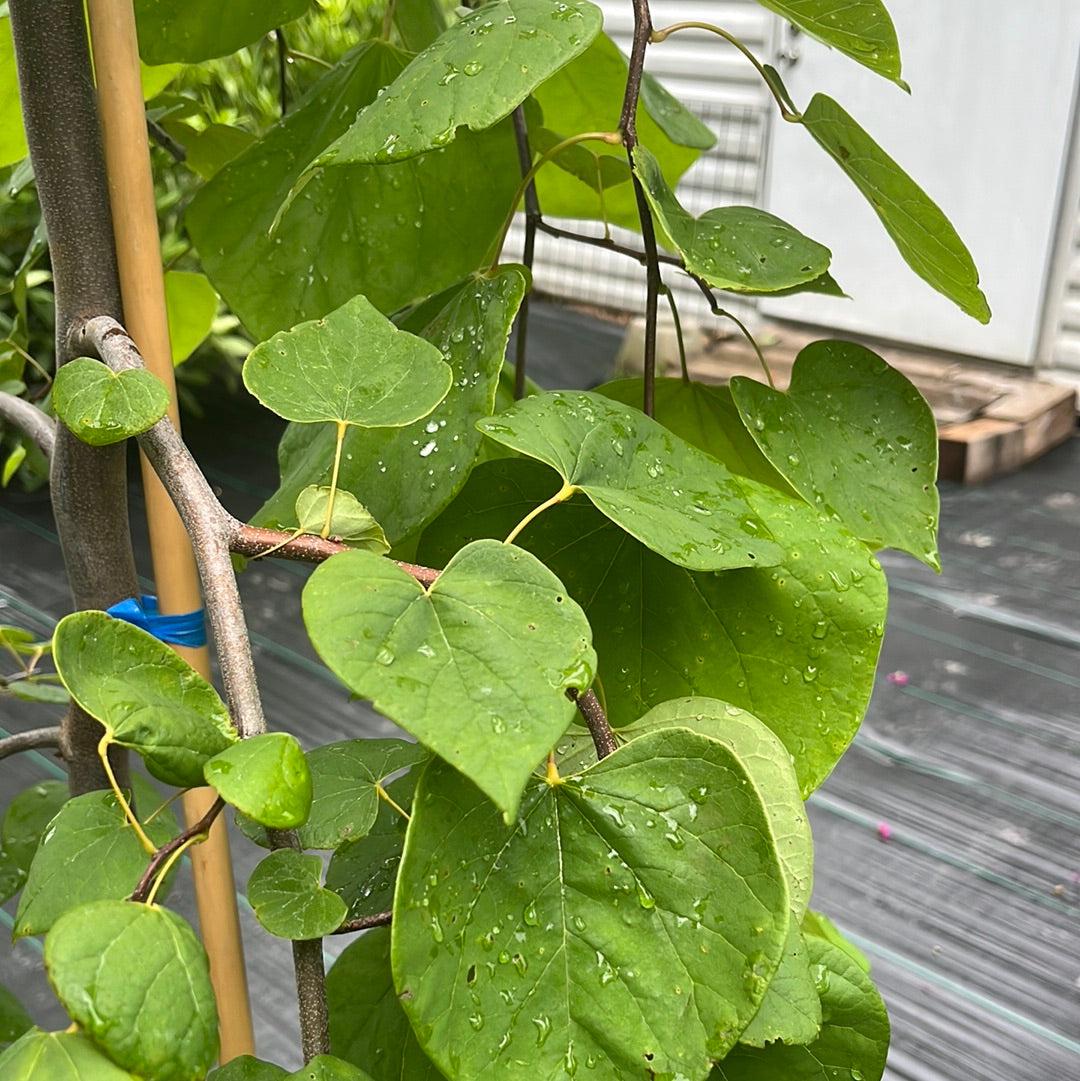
xmin=85 ymin=0 xmax=255 ymax=1061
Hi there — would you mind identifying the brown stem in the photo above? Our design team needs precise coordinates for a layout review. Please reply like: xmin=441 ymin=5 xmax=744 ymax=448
xmin=333 ymin=910 xmax=393 ymax=935
xmin=0 ymin=726 xmax=62 ymax=762
xmin=229 ymin=523 xmax=440 ymax=585
xmin=568 ymin=688 xmax=617 ymax=759
xmin=0 ymin=391 xmax=56 ymax=457
xmin=268 ymin=828 xmax=329 ymax=1059
xmin=536 ymin=219 xmax=681 ymax=270
xmin=8 ymin=0 xmax=139 ymax=797
xmin=292 ymin=939 xmax=329 ymax=1061
xmin=130 ymin=796 xmax=226 ymax=903
xmin=511 ymin=105 xmax=539 ymax=400
xmin=618 ymin=0 xmax=661 ymax=417
xmin=81 ymin=316 xmax=333 ymax=1057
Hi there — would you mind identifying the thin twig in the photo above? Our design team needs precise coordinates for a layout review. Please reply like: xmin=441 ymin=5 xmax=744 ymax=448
xmin=0 ymin=725 xmax=62 ymax=762
xmin=333 ymin=911 xmax=393 ymax=935
xmin=568 ymin=688 xmax=617 ymax=760
xmin=619 ymin=0 xmax=661 ymax=417
xmin=511 ymin=104 xmax=540 ymax=399
xmin=229 ymin=523 xmax=440 ymax=585
xmin=285 ymin=48 xmax=333 ymax=69
xmin=147 ymin=117 xmax=185 ymax=162
xmin=535 ymin=219 xmax=681 ymax=271
xmin=130 ymin=796 xmax=226 ymax=903
xmin=0 ymin=391 xmax=56 ymax=456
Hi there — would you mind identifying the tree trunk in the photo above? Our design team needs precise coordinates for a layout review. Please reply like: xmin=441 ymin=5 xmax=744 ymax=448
xmin=8 ymin=0 xmax=139 ymax=794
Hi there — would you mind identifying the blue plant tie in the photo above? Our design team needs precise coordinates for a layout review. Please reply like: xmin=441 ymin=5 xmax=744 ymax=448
xmin=105 ymin=594 xmax=207 ymax=648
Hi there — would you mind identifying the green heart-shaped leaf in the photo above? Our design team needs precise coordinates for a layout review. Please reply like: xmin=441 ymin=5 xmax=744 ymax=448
xmin=0 ymin=1029 xmax=137 ymax=1079
xmin=754 ymin=1 xmax=903 ymax=85
xmin=418 ymin=457 xmax=887 ymax=796
xmin=0 ymin=985 xmax=31 ymax=1049
xmin=254 ymin=267 xmax=527 ymax=546
xmin=187 ymin=42 xmax=521 ymax=340
xmin=730 ymin=340 xmax=940 ymax=568
xmin=304 ymin=540 xmax=595 ymax=819
xmin=44 ymin=900 xmax=219 ymax=1081
xmin=14 ymin=791 xmax=177 ymax=938
xmin=247 ymin=849 xmax=348 ymax=939
xmin=134 ymin=0 xmax=309 ymax=64
xmin=319 ymin=0 xmax=602 ymax=165
xmin=244 ymin=294 xmax=451 ymax=429
xmin=52 ymin=358 xmax=170 ymax=447
xmin=740 ymin=918 xmax=822 ymax=1048
xmin=1 ymin=781 xmax=67 ymax=876
xmin=204 ymin=732 xmax=312 ymax=829
xmin=327 ymin=927 xmax=443 ymax=1081
xmin=634 ymin=145 xmax=832 ymax=294
xmin=801 ymin=94 xmax=989 ymax=322
xmin=294 ymin=487 xmax=389 ymax=553
xmin=298 ymin=739 xmax=427 ymax=850
xmin=394 ymin=729 xmax=790 ymax=1080
xmin=325 ymin=772 xmax=416 ymax=920
xmin=53 ymin=611 xmax=237 ymax=787
xmin=714 ymin=937 xmax=889 ymax=1080
xmin=477 ymin=390 xmax=785 ymax=571
xmin=619 ymin=697 xmax=813 ymax=920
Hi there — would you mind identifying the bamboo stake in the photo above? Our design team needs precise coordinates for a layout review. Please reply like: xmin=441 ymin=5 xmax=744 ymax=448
xmin=85 ymin=0 xmax=255 ymax=1061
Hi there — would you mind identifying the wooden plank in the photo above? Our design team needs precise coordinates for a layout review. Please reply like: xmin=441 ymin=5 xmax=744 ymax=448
xmin=938 ymin=418 xmax=1026 ymax=484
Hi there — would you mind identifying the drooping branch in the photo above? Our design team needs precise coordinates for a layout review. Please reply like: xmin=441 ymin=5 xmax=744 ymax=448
xmin=568 ymin=688 xmax=617 ymax=759
xmin=130 ymin=796 xmax=226 ymax=904
xmin=8 ymin=0 xmax=140 ymax=796
xmin=0 ymin=392 xmax=56 ymax=457
xmin=0 ymin=725 xmax=62 ymax=762
xmin=618 ymin=0 xmax=662 ymax=417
